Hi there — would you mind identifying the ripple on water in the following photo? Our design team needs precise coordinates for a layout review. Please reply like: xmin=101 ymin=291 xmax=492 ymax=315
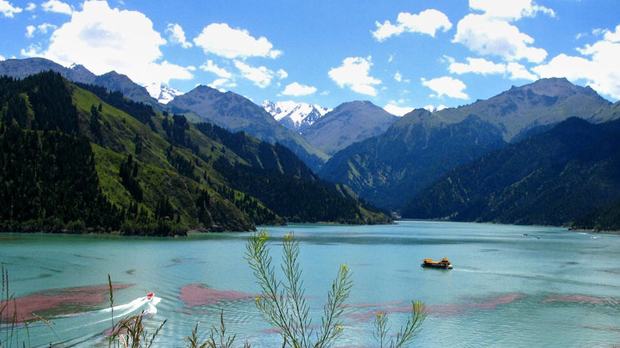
xmin=347 ymin=292 xmax=525 ymax=322
xmin=543 ymin=294 xmax=619 ymax=306
xmin=179 ymin=283 xmax=254 ymax=307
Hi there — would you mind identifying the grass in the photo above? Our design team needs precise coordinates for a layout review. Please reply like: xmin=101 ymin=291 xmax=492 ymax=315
xmin=3 ymin=233 xmax=426 ymax=347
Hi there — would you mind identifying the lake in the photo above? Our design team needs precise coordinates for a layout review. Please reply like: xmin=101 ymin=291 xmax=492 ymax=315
xmin=1 ymin=221 xmax=619 ymax=347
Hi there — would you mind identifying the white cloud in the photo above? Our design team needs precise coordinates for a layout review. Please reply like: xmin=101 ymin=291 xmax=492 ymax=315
xmin=448 ymin=56 xmax=505 ymax=75
xmin=37 ymin=22 xmax=56 ymax=33
xmin=200 ymin=59 xmax=231 ymax=78
xmin=26 ymin=23 xmax=57 ymax=38
xmin=373 ymin=9 xmax=452 ymax=41
xmin=604 ymin=26 xmax=620 ymax=42
xmin=421 ymin=76 xmax=469 ymax=99
xmin=208 ymin=78 xmax=236 ymax=91
xmin=447 ymin=56 xmax=537 ymax=80
xmin=193 ymin=23 xmax=281 ymax=59
xmin=453 ymin=14 xmax=547 ymax=63
xmin=41 ymin=0 xmax=72 ymax=15
xmin=469 ymin=0 xmax=555 ymax=20
xmin=25 ymin=2 xmax=35 ymax=11
xmin=424 ymin=104 xmax=448 ymax=112
xmin=276 ymin=69 xmax=288 ymax=80
xmin=384 ymin=101 xmax=413 ymax=116
xmin=394 ymin=71 xmax=402 ymax=82
xmin=26 ymin=25 xmax=35 ymax=38
xmin=166 ymin=23 xmax=192 ymax=48
xmin=328 ymin=56 xmax=381 ymax=96
xmin=281 ymin=82 xmax=317 ymax=96
xmin=0 ymin=54 xmax=5 ymax=61
xmin=0 ymin=0 xmax=22 ymax=17
xmin=506 ymin=62 xmax=537 ymax=80
xmin=234 ymin=60 xmax=275 ymax=88
xmin=533 ymin=24 xmax=620 ymax=99
xmin=34 ymin=0 xmax=192 ymax=85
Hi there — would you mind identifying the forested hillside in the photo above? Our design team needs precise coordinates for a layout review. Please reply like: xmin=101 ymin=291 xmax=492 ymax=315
xmin=0 ymin=72 xmax=389 ymax=235
xmin=403 ymin=118 xmax=620 ymax=229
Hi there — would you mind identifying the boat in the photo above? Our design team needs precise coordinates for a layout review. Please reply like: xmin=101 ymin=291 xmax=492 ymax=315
xmin=146 ymin=292 xmax=155 ymax=300
xmin=421 ymin=257 xmax=453 ymax=269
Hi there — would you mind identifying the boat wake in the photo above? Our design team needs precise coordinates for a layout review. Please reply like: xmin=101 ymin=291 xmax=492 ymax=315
xmin=99 ymin=295 xmax=161 ymax=317
xmin=54 ymin=294 xmax=162 ymax=326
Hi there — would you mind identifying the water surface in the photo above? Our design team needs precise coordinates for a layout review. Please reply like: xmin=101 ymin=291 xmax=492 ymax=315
xmin=1 ymin=221 xmax=619 ymax=347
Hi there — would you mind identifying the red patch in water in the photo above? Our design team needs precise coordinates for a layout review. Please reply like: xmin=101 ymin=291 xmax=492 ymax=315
xmin=543 ymin=294 xmax=608 ymax=304
xmin=0 ymin=283 xmax=132 ymax=323
xmin=179 ymin=284 xmax=253 ymax=307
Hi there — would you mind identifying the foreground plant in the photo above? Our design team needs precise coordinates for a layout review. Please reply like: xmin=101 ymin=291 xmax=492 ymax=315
xmin=108 ymin=314 xmax=166 ymax=348
xmin=246 ymin=232 xmax=352 ymax=348
xmin=107 ymin=275 xmax=166 ymax=348
xmin=373 ymin=301 xmax=427 ymax=348
xmin=185 ymin=310 xmax=250 ymax=348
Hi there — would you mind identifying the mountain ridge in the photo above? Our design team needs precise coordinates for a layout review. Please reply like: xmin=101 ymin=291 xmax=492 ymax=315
xmin=263 ymin=100 xmax=330 ymax=134
xmin=320 ymin=78 xmax=615 ymax=210
xmin=303 ymin=100 xmax=398 ymax=156
xmin=168 ymin=85 xmax=328 ymax=171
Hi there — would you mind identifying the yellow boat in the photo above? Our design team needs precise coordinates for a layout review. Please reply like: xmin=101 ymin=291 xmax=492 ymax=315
xmin=421 ymin=257 xmax=453 ymax=269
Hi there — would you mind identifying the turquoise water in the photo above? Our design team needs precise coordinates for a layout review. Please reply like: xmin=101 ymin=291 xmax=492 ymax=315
xmin=1 ymin=221 xmax=620 ymax=347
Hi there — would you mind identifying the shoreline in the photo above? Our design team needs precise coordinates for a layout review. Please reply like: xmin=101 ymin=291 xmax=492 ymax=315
xmin=1 ymin=220 xmax=619 ymax=238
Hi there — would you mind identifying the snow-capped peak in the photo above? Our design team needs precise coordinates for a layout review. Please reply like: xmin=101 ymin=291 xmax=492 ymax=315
xmin=263 ymin=100 xmax=330 ymax=133
xmin=145 ymin=83 xmax=183 ymax=104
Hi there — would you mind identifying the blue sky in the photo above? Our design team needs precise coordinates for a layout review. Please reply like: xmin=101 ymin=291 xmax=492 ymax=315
xmin=1 ymin=0 xmax=619 ymax=113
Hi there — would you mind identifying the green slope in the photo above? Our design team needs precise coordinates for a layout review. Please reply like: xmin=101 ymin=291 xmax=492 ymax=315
xmin=0 ymin=72 xmax=388 ymax=235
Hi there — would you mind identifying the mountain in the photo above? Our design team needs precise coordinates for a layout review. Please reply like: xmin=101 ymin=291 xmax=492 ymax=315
xmin=320 ymin=79 xmax=614 ymax=211
xmin=195 ymin=123 xmax=389 ymax=224
xmin=262 ymin=100 xmax=330 ymax=133
xmin=320 ymin=110 xmax=506 ymax=209
xmin=168 ymin=85 xmax=328 ymax=171
xmin=302 ymin=101 xmax=398 ymax=155
xmin=0 ymin=58 xmax=160 ymax=108
xmin=0 ymin=72 xmax=389 ymax=235
xmin=418 ymin=78 xmax=611 ymax=141
xmin=92 ymin=71 xmax=159 ymax=107
xmin=402 ymin=117 xmax=620 ymax=230
xmin=145 ymin=82 xmax=183 ymax=104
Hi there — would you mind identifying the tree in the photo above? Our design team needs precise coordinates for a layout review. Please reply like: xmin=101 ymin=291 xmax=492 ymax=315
xmin=90 ymin=104 xmax=102 ymax=139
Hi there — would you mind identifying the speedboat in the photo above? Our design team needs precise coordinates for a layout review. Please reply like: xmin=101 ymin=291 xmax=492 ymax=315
xmin=421 ymin=257 xmax=453 ymax=269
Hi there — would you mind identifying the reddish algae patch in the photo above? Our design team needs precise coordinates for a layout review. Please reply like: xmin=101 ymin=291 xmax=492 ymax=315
xmin=0 ymin=283 xmax=132 ymax=323
xmin=179 ymin=284 xmax=253 ymax=307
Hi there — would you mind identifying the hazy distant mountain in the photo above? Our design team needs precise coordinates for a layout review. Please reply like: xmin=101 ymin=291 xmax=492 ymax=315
xmin=0 ymin=58 xmax=162 ymax=109
xmin=302 ymin=101 xmax=398 ymax=155
xmin=145 ymin=82 xmax=182 ymax=104
xmin=263 ymin=100 xmax=329 ymax=133
xmin=320 ymin=78 xmax=613 ymax=210
xmin=168 ymin=85 xmax=328 ymax=171
xmin=403 ymin=117 xmax=620 ymax=230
